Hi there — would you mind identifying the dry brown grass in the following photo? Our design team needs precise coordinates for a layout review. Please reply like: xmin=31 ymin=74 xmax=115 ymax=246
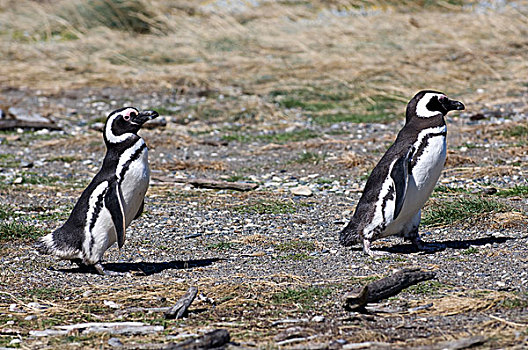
xmin=445 ymin=165 xmax=524 ymax=178
xmin=410 ymin=290 xmax=516 ymax=316
xmin=490 ymin=212 xmax=528 ymax=230
xmin=154 ymin=159 xmax=227 ymax=172
xmin=337 ymin=151 xmax=373 ymax=169
xmin=1 ymin=1 xmax=527 ymax=117
xmin=445 ymin=150 xmax=476 ymax=167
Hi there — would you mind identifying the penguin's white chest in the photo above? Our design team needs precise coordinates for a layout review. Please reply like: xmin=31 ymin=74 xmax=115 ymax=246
xmin=121 ymin=147 xmax=150 ymax=226
xmin=404 ymin=135 xmax=445 ymax=209
xmin=384 ymin=128 xmax=446 ymax=236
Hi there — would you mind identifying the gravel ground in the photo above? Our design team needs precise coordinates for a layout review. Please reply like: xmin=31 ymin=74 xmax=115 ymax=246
xmin=1 ymin=87 xmax=527 ymax=349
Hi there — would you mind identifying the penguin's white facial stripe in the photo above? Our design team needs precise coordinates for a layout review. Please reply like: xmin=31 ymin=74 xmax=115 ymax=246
xmin=415 ymin=93 xmax=446 ymax=118
xmin=116 ymin=138 xmax=146 ymax=181
xmin=105 ymin=108 xmax=139 ymax=143
xmin=105 ymin=114 xmax=134 ymax=143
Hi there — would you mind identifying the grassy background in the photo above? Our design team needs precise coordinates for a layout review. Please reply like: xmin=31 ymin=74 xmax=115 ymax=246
xmin=1 ymin=0 xmax=527 ymax=120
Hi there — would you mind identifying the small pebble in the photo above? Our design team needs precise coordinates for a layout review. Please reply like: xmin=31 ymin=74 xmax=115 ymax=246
xmin=311 ymin=315 xmax=325 ymax=322
xmin=108 ymin=337 xmax=123 ymax=347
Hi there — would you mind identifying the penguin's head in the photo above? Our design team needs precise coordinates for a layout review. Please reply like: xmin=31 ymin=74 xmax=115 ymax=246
xmin=407 ymin=90 xmax=465 ymax=121
xmin=104 ymin=107 xmax=159 ymax=144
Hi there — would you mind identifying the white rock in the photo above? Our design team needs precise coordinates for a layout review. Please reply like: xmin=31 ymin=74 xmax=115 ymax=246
xmin=290 ymin=186 xmax=313 ymax=197
xmin=30 ymin=329 xmax=68 ymax=337
xmin=104 ymin=300 xmax=121 ymax=309
xmin=27 ymin=302 xmax=48 ymax=310
xmin=311 ymin=315 xmax=325 ymax=323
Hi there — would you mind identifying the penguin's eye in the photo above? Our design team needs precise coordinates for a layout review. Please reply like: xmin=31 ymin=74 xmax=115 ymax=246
xmin=123 ymin=114 xmax=131 ymax=121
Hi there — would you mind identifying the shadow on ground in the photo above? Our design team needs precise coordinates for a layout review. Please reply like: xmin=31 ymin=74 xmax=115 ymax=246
xmin=56 ymin=258 xmax=220 ymax=275
xmin=347 ymin=236 xmax=515 ymax=255
xmin=384 ymin=236 xmax=514 ymax=254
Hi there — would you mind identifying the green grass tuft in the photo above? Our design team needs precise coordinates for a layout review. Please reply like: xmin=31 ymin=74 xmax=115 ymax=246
xmin=272 ymin=287 xmax=332 ymax=307
xmin=462 ymin=247 xmax=479 ymax=255
xmin=405 ymin=281 xmax=446 ymax=295
xmin=233 ymin=200 xmax=297 ymax=215
xmin=496 ymin=185 xmax=528 ymax=197
xmin=58 ymin=0 xmax=163 ymax=35
xmin=502 ymin=125 xmax=528 ymax=138
xmin=0 ymin=204 xmax=14 ymax=220
xmin=27 ymin=287 xmax=62 ymax=299
xmin=0 ymin=221 xmax=43 ymax=241
xmin=19 ymin=172 xmax=61 ymax=185
xmin=422 ymin=196 xmax=509 ymax=227
xmin=206 ymin=241 xmax=235 ymax=250
xmin=293 ymin=151 xmax=324 ymax=164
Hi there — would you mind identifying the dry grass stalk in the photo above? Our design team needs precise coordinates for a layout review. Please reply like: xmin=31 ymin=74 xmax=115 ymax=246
xmin=490 ymin=212 xmax=528 ymax=230
xmin=445 ymin=165 xmax=522 ymax=178
xmin=410 ymin=291 xmax=519 ymax=316
xmin=337 ymin=151 xmax=372 ymax=169
xmin=445 ymin=151 xmax=476 ymax=167
xmin=156 ymin=159 xmax=227 ymax=172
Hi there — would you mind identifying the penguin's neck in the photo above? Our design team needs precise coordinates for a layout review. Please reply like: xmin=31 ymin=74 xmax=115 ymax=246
xmin=101 ymin=135 xmax=143 ymax=172
xmin=406 ymin=113 xmax=445 ymax=128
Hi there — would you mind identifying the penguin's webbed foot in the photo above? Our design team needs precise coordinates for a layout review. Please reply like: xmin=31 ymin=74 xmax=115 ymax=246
xmin=362 ymin=239 xmax=389 ymax=257
xmin=71 ymin=259 xmax=83 ymax=266
xmin=93 ymin=262 xmax=126 ymax=276
xmin=411 ymin=236 xmax=445 ymax=252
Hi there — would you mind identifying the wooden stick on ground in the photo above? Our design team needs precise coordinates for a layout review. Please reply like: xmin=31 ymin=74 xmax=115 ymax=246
xmin=164 ymin=286 xmax=198 ymax=320
xmin=344 ymin=268 xmax=436 ymax=311
xmin=0 ymin=120 xmax=62 ymax=131
xmin=163 ymin=329 xmax=230 ymax=350
xmin=152 ymin=175 xmax=259 ymax=191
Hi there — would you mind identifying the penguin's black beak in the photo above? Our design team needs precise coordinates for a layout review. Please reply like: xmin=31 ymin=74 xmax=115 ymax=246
xmin=443 ymin=98 xmax=465 ymax=112
xmin=133 ymin=110 xmax=159 ymax=125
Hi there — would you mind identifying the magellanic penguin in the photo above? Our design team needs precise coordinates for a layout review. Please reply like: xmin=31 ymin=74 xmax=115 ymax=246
xmin=36 ymin=107 xmax=159 ymax=275
xmin=339 ymin=91 xmax=464 ymax=256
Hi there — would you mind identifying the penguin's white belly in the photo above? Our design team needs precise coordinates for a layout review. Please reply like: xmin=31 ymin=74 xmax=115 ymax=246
xmin=383 ymin=135 xmax=446 ymax=236
xmin=121 ymin=147 xmax=150 ymax=226
xmin=83 ymin=207 xmax=116 ymax=264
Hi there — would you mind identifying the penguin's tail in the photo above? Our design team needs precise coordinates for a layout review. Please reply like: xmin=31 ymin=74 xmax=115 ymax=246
xmin=35 ymin=230 xmax=83 ymax=260
xmin=339 ymin=221 xmax=360 ymax=247
xmin=34 ymin=233 xmax=55 ymax=255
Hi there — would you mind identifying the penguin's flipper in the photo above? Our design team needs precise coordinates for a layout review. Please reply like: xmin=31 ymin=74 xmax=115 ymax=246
xmin=105 ymin=181 xmax=126 ymax=249
xmin=390 ymin=146 xmax=414 ymax=220
xmin=134 ymin=199 xmax=144 ymax=220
